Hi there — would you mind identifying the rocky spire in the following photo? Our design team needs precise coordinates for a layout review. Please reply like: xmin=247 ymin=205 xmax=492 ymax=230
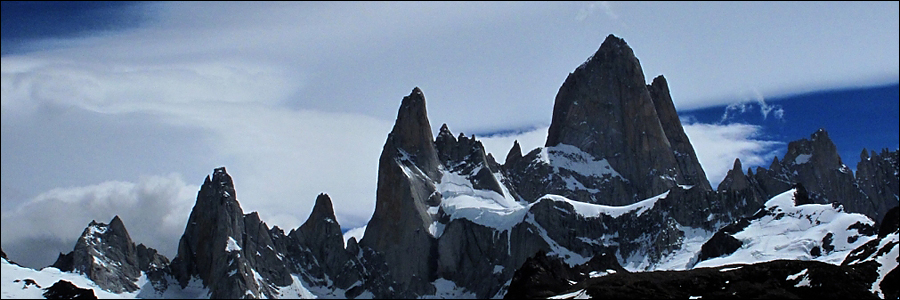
xmin=168 ymin=167 xmax=289 ymax=299
xmin=717 ymin=158 xmax=749 ymax=192
xmin=293 ymin=193 xmax=356 ymax=288
xmin=505 ymin=140 xmax=523 ymax=166
xmin=543 ymin=34 xmax=682 ymax=203
xmin=48 ymin=216 xmax=163 ymax=293
xmin=361 ymin=88 xmax=442 ymax=296
xmin=387 ymin=87 xmax=442 ymax=180
xmin=648 ymin=75 xmax=712 ymax=191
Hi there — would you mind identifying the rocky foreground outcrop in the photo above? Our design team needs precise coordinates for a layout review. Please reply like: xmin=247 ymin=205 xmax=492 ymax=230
xmin=42 ymin=280 xmax=98 ymax=299
xmin=510 ymin=210 xmax=897 ymax=299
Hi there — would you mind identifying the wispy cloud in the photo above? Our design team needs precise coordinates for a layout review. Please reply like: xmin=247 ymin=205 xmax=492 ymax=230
xmin=720 ymin=90 xmax=785 ymax=123
xmin=576 ymin=1 xmax=619 ymax=22
xmin=682 ymin=121 xmax=784 ymax=187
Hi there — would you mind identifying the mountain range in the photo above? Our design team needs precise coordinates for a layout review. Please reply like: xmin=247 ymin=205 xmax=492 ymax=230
xmin=1 ymin=34 xmax=897 ymax=299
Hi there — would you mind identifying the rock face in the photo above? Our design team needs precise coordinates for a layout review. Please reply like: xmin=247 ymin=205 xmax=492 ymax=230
xmin=168 ymin=167 xmax=291 ymax=299
xmin=856 ymin=148 xmax=900 ymax=223
xmin=135 ymin=244 xmax=169 ymax=273
xmin=360 ymin=87 xmax=442 ymax=297
xmin=509 ymin=34 xmax=708 ymax=205
xmin=287 ymin=193 xmax=360 ymax=290
xmin=717 ymin=158 xmax=751 ymax=192
xmin=504 ymin=250 xmax=625 ymax=300
xmin=648 ymin=75 xmax=712 ymax=191
xmin=841 ymin=205 xmax=899 ymax=299
xmin=434 ymin=124 xmax=506 ymax=197
xmin=718 ymin=129 xmax=899 ymax=224
xmin=553 ymin=260 xmax=880 ymax=299
xmin=544 ymin=34 xmax=683 ymax=203
xmin=43 ymin=280 xmax=98 ymax=299
xmin=49 ymin=216 xmax=167 ymax=293
xmin=697 ymin=231 xmax=743 ymax=262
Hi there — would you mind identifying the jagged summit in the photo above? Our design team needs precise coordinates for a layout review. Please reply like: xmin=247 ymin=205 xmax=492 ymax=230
xmin=505 ymin=140 xmax=523 ymax=165
xmin=517 ymin=34 xmax=708 ymax=204
xmin=49 ymin=216 xmax=168 ymax=293
xmin=361 ymin=87 xmax=443 ymax=296
xmin=648 ymin=75 xmax=712 ymax=191
xmin=307 ymin=193 xmax=336 ymax=222
xmin=386 ymin=87 xmax=442 ymax=180
xmin=783 ymin=128 xmax=843 ymax=169
xmin=169 ymin=167 xmax=291 ymax=299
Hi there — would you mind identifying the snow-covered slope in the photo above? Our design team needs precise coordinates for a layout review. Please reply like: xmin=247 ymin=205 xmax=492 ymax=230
xmin=1 ymin=258 xmax=139 ymax=299
xmin=695 ymin=189 xmax=877 ymax=269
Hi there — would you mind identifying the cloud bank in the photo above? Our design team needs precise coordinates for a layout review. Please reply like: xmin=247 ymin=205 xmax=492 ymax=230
xmin=1 ymin=174 xmax=196 ymax=268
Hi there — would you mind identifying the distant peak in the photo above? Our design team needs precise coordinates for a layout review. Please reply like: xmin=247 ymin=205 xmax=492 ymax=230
xmin=651 ymin=74 xmax=668 ymax=87
xmin=600 ymin=34 xmax=628 ymax=49
xmin=313 ymin=193 xmax=336 ymax=219
xmin=732 ymin=158 xmax=743 ymax=170
xmin=811 ymin=128 xmax=829 ymax=140
xmin=209 ymin=167 xmax=234 ymax=187
xmin=109 ymin=215 xmax=126 ymax=232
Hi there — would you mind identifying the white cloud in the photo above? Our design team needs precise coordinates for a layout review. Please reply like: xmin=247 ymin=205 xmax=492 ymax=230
xmin=0 ymin=174 xmax=196 ymax=268
xmin=682 ymin=122 xmax=784 ymax=187
xmin=576 ymin=1 xmax=619 ymax=22
xmin=478 ymin=126 xmax=549 ymax=165
xmin=1 ymin=1 xmax=897 ymax=270
xmin=719 ymin=90 xmax=785 ymax=123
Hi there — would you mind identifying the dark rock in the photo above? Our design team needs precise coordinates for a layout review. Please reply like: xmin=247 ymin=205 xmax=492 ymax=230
xmin=576 ymin=260 xmax=879 ymax=299
xmin=544 ymin=34 xmax=683 ymax=204
xmin=361 ymin=88 xmax=442 ymax=297
xmin=822 ymin=233 xmax=835 ymax=253
xmin=718 ymin=158 xmax=750 ymax=192
xmin=505 ymin=140 xmax=523 ymax=166
xmin=648 ymin=75 xmax=712 ymax=191
xmin=23 ymin=278 xmax=41 ymax=288
xmin=436 ymin=218 xmax=515 ymax=298
xmin=793 ymin=183 xmax=814 ymax=206
xmin=505 ymin=249 xmax=626 ymax=299
xmin=753 ymin=129 xmax=880 ymax=220
xmin=698 ymin=231 xmax=743 ymax=262
xmin=503 ymin=250 xmax=577 ymax=299
xmin=135 ymin=243 xmax=169 ymax=273
xmin=51 ymin=252 xmax=74 ymax=272
xmin=434 ymin=124 xmax=506 ymax=196
xmin=47 ymin=216 xmax=155 ymax=293
xmin=878 ymin=206 xmax=899 ymax=238
xmin=857 ymin=149 xmax=899 ymax=225
xmin=292 ymin=193 xmax=359 ymax=289
xmin=168 ymin=167 xmax=289 ymax=299
xmin=43 ymin=280 xmax=98 ymax=299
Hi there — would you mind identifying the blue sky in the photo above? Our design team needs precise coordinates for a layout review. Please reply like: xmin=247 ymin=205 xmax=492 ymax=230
xmin=1 ymin=2 xmax=898 ymax=268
